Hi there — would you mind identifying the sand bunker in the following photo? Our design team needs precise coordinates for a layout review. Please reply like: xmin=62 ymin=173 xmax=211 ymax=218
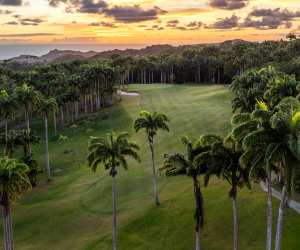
xmin=120 ymin=91 xmax=140 ymax=96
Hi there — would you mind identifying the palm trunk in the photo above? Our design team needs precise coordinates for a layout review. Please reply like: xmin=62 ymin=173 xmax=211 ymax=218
xmin=4 ymin=119 xmax=8 ymax=156
xmin=84 ymin=94 xmax=88 ymax=114
xmin=193 ymin=176 xmax=202 ymax=250
xmin=44 ymin=115 xmax=51 ymax=182
xmin=2 ymin=193 xmax=14 ymax=250
xmin=60 ymin=107 xmax=64 ymax=129
xmin=25 ymin=109 xmax=31 ymax=155
xmin=112 ymin=175 xmax=117 ymax=250
xmin=232 ymin=196 xmax=238 ymax=250
xmin=275 ymin=185 xmax=288 ymax=250
xmin=149 ymin=141 xmax=160 ymax=206
xmin=195 ymin=227 xmax=200 ymax=250
xmin=53 ymin=111 xmax=57 ymax=136
xmin=266 ymin=170 xmax=273 ymax=250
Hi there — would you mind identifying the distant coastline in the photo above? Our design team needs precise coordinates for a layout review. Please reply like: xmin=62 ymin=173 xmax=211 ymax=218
xmin=0 ymin=44 xmax=147 ymax=60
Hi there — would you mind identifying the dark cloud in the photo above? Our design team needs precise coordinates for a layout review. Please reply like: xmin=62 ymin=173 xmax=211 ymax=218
xmin=48 ymin=1 xmax=167 ymax=23
xmin=206 ymin=8 xmax=300 ymax=30
xmin=102 ymin=5 xmax=166 ymax=23
xmin=78 ymin=0 xmax=107 ymax=13
xmin=0 ymin=0 xmax=22 ymax=6
xmin=0 ymin=33 xmax=57 ymax=37
xmin=241 ymin=8 xmax=300 ymax=29
xmin=175 ymin=26 xmax=188 ymax=31
xmin=209 ymin=0 xmax=249 ymax=10
xmin=145 ymin=24 xmax=164 ymax=30
xmin=5 ymin=20 xmax=18 ymax=25
xmin=166 ymin=19 xmax=179 ymax=27
xmin=19 ymin=18 xmax=45 ymax=26
xmin=49 ymin=0 xmax=67 ymax=7
xmin=5 ymin=17 xmax=46 ymax=26
xmin=208 ymin=14 xmax=239 ymax=29
xmin=89 ymin=21 xmax=117 ymax=27
xmin=186 ymin=21 xmax=203 ymax=29
xmin=49 ymin=0 xmax=107 ymax=13
xmin=166 ymin=20 xmax=203 ymax=31
xmin=0 ymin=9 xmax=12 ymax=14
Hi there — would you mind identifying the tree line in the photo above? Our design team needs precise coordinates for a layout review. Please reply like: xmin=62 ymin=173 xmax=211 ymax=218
xmin=99 ymin=36 xmax=300 ymax=85
xmin=1 ymin=35 xmax=300 ymax=88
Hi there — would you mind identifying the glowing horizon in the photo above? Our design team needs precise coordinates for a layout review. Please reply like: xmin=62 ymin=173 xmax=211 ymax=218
xmin=0 ymin=0 xmax=299 ymax=45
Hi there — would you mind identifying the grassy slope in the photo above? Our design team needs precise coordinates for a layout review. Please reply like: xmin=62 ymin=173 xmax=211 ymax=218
xmin=1 ymin=84 xmax=300 ymax=250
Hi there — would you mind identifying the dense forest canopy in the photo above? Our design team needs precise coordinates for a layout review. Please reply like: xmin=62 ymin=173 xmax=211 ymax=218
xmin=1 ymin=37 xmax=300 ymax=88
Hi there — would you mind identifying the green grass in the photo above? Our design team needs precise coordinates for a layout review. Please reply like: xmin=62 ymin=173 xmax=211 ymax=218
xmin=2 ymin=84 xmax=300 ymax=250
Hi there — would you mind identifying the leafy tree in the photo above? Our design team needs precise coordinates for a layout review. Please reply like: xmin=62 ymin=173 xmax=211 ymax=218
xmin=0 ymin=90 xmax=16 ymax=155
xmin=197 ymin=135 xmax=251 ymax=250
xmin=161 ymin=136 xmax=218 ymax=250
xmin=14 ymin=84 xmax=40 ymax=154
xmin=87 ymin=132 xmax=140 ymax=250
xmin=0 ymin=129 xmax=40 ymax=186
xmin=230 ymin=66 xmax=278 ymax=113
xmin=235 ymin=97 xmax=300 ymax=250
xmin=134 ymin=110 xmax=169 ymax=206
xmin=0 ymin=158 xmax=31 ymax=250
xmin=230 ymin=103 xmax=276 ymax=250
xmin=0 ymin=130 xmax=20 ymax=158
xmin=264 ymin=74 xmax=299 ymax=108
xmin=38 ymin=97 xmax=58 ymax=181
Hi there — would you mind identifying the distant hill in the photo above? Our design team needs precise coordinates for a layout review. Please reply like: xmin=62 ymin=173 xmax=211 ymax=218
xmin=4 ymin=40 xmax=249 ymax=64
xmin=6 ymin=49 xmax=98 ymax=64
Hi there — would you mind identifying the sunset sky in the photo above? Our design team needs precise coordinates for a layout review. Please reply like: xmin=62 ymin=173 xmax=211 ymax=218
xmin=0 ymin=0 xmax=299 ymax=45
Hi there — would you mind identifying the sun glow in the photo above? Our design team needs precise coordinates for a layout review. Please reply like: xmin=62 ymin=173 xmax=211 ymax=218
xmin=0 ymin=0 xmax=299 ymax=44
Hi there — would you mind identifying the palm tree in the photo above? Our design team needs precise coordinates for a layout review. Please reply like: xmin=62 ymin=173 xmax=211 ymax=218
xmin=0 ymin=129 xmax=40 ymax=186
xmin=161 ymin=135 xmax=220 ymax=250
xmin=14 ymin=84 xmax=40 ymax=154
xmin=197 ymin=135 xmax=251 ymax=250
xmin=0 ymin=130 xmax=20 ymax=158
xmin=264 ymin=73 xmax=299 ymax=108
xmin=37 ymin=97 xmax=58 ymax=181
xmin=230 ymin=103 xmax=275 ymax=250
xmin=0 ymin=90 xmax=16 ymax=156
xmin=87 ymin=132 xmax=140 ymax=250
xmin=0 ymin=157 xmax=31 ymax=250
xmin=134 ymin=110 xmax=169 ymax=206
xmin=230 ymin=66 xmax=278 ymax=113
xmin=242 ymin=97 xmax=300 ymax=250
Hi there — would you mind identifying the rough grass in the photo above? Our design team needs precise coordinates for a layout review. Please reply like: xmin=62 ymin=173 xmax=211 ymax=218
xmin=1 ymin=84 xmax=300 ymax=250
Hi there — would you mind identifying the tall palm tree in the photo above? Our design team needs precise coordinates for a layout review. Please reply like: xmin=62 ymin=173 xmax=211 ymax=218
xmin=134 ymin=110 xmax=169 ymax=206
xmin=241 ymin=97 xmax=300 ymax=250
xmin=197 ymin=135 xmax=251 ymax=250
xmin=38 ymin=97 xmax=58 ymax=182
xmin=161 ymin=135 xmax=220 ymax=250
xmin=14 ymin=84 xmax=40 ymax=154
xmin=0 ymin=157 xmax=31 ymax=250
xmin=0 ymin=90 xmax=16 ymax=156
xmin=87 ymin=132 xmax=140 ymax=250
xmin=230 ymin=102 xmax=275 ymax=250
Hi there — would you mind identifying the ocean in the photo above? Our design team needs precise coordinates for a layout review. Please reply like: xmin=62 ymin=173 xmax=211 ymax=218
xmin=0 ymin=44 xmax=146 ymax=60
